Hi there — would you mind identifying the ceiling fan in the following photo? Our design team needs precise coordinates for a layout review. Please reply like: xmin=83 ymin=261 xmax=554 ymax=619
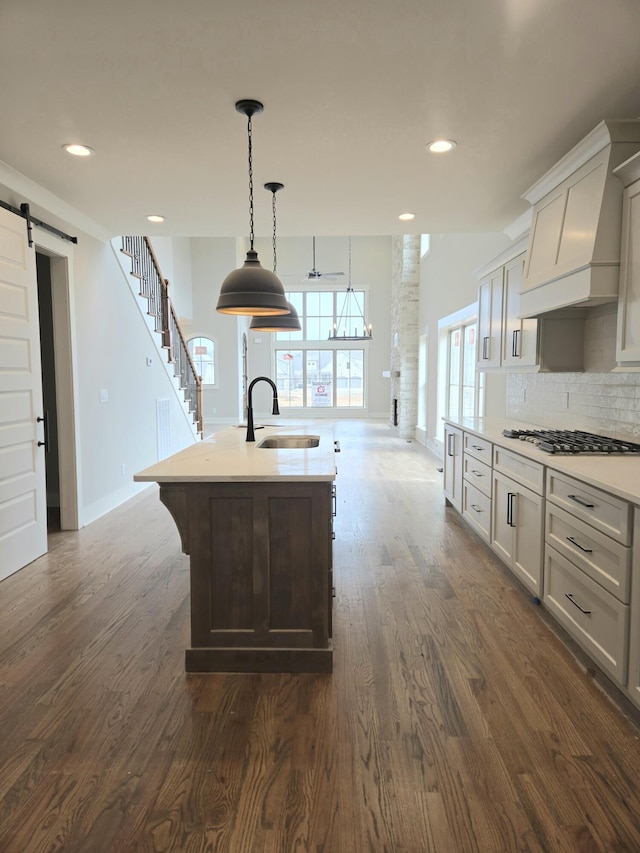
xmin=286 ymin=237 xmax=345 ymax=282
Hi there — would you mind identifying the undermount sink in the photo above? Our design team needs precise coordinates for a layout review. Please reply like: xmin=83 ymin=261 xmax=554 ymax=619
xmin=258 ymin=434 xmax=320 ymax=449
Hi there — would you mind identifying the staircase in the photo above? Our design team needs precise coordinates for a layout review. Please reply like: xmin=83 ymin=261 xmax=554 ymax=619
xmin=117 ymin=236 xmax=203 ymax=439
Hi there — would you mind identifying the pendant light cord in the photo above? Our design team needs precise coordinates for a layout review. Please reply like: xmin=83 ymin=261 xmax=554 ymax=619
xmin=247 ymin=113 xmax=255 ymax=251
xmin=271 ymin=190 xmax=277 ymax=274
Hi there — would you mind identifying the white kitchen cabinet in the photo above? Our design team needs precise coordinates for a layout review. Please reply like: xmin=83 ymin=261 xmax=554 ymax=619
xmin=544 ymin=469 xmax=632 ymax=688
xmin=626 ymin=509 xmax=640 ymax=709
xmin=492 ymin=468 xmax=544 ymax=597
xmin=443 ymin=424 xmax=463 ymax=512
xmin=613 ymin=152 xmax=640 ymax=369
xmin=500 ymin=254 xmax=538 ymax=369
xmin=475 ymin=243 xmax=583 ymax=373
xmin=477 ymin=267 xmax=503 ymax=369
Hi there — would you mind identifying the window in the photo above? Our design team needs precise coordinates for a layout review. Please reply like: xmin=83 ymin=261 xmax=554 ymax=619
xmin=187 ymin=336 xmax=215 ymax=385
xmin=436 ymin=304 xmax=484 ymax=442
xmin=273 ymin=289 xmax=367 ymax=409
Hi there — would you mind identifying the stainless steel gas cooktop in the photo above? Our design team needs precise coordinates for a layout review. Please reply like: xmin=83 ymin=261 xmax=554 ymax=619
xmin=502 ymin=428 xmax=640 ymax=455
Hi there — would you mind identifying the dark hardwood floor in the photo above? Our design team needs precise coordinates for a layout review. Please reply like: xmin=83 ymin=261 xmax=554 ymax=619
xmin=1 ymin=420 xmax=639 ymax=852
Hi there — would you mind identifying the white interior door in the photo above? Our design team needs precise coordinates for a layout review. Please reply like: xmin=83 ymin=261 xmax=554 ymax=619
xmin=0 ymin=206 xmax=47 ymax=582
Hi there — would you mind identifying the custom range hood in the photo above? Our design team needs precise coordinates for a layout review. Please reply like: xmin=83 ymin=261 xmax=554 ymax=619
xmin=519 ymin=119 xmax=640 ymax=318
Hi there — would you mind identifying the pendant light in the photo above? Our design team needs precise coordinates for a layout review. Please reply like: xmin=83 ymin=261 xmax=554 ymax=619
xmin=329 ymin=237 xmax=373 ymax=340
xmin=216 ymin=100 xmax=290 ymax=316
xmin=250 ymin=183 xmax=301 ymax=332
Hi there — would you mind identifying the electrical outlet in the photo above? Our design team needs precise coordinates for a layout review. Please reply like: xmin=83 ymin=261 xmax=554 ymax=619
xmin=100 ymin=389 xmax=109 ymax=403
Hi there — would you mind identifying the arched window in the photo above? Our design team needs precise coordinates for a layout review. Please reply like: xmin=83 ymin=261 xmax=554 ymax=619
xmin=187 ymin=336 xmax=216 ymax=386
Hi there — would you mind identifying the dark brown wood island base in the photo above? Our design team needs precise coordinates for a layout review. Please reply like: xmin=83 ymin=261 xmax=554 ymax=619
xmin=160 ymin=479 xmax=334 ymax=673
xmin=134 ymin=424 xmax=338 ymax=674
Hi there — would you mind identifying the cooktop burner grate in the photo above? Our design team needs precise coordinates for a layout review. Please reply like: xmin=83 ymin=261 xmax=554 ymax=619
xmin=502 ymin=428 xmax=640 ymax=454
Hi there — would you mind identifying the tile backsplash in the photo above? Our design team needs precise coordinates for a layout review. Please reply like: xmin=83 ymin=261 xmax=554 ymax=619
xmin=506 ymin=306 xmax=640 ymax=439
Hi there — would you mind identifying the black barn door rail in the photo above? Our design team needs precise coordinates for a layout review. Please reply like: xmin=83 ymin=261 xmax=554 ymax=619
xmin=0 ymin=200 xmax=78 ymax=247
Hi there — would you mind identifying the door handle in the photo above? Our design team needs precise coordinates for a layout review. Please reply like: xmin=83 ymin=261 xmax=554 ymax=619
xmin=512 ymin=329 xmax=521 ymax=357
xmin=447 ymin=433 xmax=455 ymax=457
xmin=506 ymin=492 xmax=516 ymax=527
xmin=37 ymin=412 xmax=49 ymax=453
xmin=482 ymin=336 xmax=490 ymax=360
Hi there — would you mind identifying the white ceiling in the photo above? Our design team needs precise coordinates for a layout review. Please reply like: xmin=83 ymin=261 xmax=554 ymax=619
xmin=1 ymin=0 xmax=640 ymax=239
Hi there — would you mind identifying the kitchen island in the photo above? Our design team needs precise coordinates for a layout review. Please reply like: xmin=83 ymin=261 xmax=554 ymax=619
xmin=134 ymin=424 xmax=337 ymax=673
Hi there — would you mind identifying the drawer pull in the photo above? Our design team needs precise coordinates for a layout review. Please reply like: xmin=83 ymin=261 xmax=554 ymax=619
xmin=565 ymin=593 xmax=591 ymax=615
xmin=567 ymin=494 xmax=595 ymax=509
xmin=471 ymin=469 xmax=484 ymax=477
xmin=471 ymin=444 xmax=485 ymax=452
xmin=566 ymin=536 xmax=593 ymax=554
xmin=470 ymin=504 xmax=483 ymax=513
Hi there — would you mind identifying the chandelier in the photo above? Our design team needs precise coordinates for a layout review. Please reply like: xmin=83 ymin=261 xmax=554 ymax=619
xmin=328 ymin=237 xmax=372 ymax=341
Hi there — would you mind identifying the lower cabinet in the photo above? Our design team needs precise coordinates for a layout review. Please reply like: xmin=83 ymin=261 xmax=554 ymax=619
xmin=442 ymin=422 xmax=640 ymax=711
xmin=627 ymin=509 xmax=640 ymax=706
xmin=492 ymin=470 xmax=544 ymax=596
xmin=544 ymin=469 xmax=632 ymax=688
xmin=443 ymin=424 xmax=463 ymax=512
xmin=544 ymin=547 xmax=629 ymax=684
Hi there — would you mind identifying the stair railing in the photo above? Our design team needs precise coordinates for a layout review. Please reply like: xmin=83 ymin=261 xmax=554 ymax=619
xmin=121 ymin=236 xmax=203 ymax=438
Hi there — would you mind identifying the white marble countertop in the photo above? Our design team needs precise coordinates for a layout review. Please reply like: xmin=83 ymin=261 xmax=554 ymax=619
xmin=134 ymin=422 xmax=337 ymax=483
xmin=445 ymin=416 xmax=640 ymax=505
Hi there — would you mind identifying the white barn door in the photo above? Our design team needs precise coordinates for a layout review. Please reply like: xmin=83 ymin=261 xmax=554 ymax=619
xmin=0 ymin=206 xmax=47 ymax=582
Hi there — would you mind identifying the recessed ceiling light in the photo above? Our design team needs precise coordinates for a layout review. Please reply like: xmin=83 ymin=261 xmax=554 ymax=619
xmin=399 ymin=212 xmax=415 ymax=221
xmin=427 ymin=139 xmax=456 ymax=153
xmin=147 ymin=215 xmax=165 ymax=223
xmin=62 ymin=143 xmax=94 ymax=157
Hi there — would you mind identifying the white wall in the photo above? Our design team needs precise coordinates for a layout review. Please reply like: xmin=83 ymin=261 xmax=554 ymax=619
xmin=151 ymin=236 xmax=194 ymax=320
xmin=73 ymin=235 xmax=198 ymax=523
xmin=183 ymin=238 xmax=245 ymax=427
xmin=418 ymin=232 xmax=512 ymax=455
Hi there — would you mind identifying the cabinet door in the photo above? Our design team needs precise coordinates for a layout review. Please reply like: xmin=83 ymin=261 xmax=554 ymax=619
xmin=492 ymin=471 xmax=543 ymax=595
xmin=491 ymin=471 xmax=515 ymax=566
xmin=501 ymin=254 xmax=538 ymax=369
xmin=477 ymin=269 xmax=503 ymax=369
xmin=443 ymin=425 xmax=463 ymax=511
xmin=616 ymin=179 xmax=640 ymax=366
xmin=511 ymin=485 xmax=544 ymax=596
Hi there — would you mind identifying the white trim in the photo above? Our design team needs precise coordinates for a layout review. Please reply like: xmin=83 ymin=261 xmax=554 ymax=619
xmin=34 ymin=228 xmax=82 ymax=530
xmin=522 ymin=119 xmax=640 ymax=205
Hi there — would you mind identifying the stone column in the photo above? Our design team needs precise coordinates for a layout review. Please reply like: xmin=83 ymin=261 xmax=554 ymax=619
xmin=390 ymin=235 xmax=420 ymax=440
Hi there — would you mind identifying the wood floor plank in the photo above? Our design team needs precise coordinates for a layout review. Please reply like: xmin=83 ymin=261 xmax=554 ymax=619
xmin=1 ymin=420 xmax=639 ymax=851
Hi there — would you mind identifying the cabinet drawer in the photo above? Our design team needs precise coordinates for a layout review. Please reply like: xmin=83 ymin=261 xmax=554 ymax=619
xmin=546 ymin=469 xmax=631 ymax=545
xmin=463 ymin=454 xmax=492 ymax=498
xmin=544 ymin=547 xmax=629 ymax=685
xmin=493 ymin=445 xmax=545 ymax=495
xmin=463 ymin=433 xmax=492 ymax=464
xmin=545 ymin=504 xmax=631 ymax=603
xmin=462 ymin=480 xmax=491 ymax=542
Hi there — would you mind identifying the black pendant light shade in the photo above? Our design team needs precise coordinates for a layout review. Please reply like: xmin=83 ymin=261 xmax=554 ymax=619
xmin=249 ymin=182 xmax=302 ymax=332
xmin=250 ymin=301 xmax=300 ymax=331
xmin=216 ymin=100 xmax=289 ymax=316
xmin=217 ymin=251 xmax=289 ymax=316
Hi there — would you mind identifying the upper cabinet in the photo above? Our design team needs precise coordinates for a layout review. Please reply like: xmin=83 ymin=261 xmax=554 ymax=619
xmin=519 ymin=119 xmax=640 ymax=318
xmin=475 ymin=241 xmax=583 ymax=373
xmin=613 ymin=151 xmax=640 ymax=369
